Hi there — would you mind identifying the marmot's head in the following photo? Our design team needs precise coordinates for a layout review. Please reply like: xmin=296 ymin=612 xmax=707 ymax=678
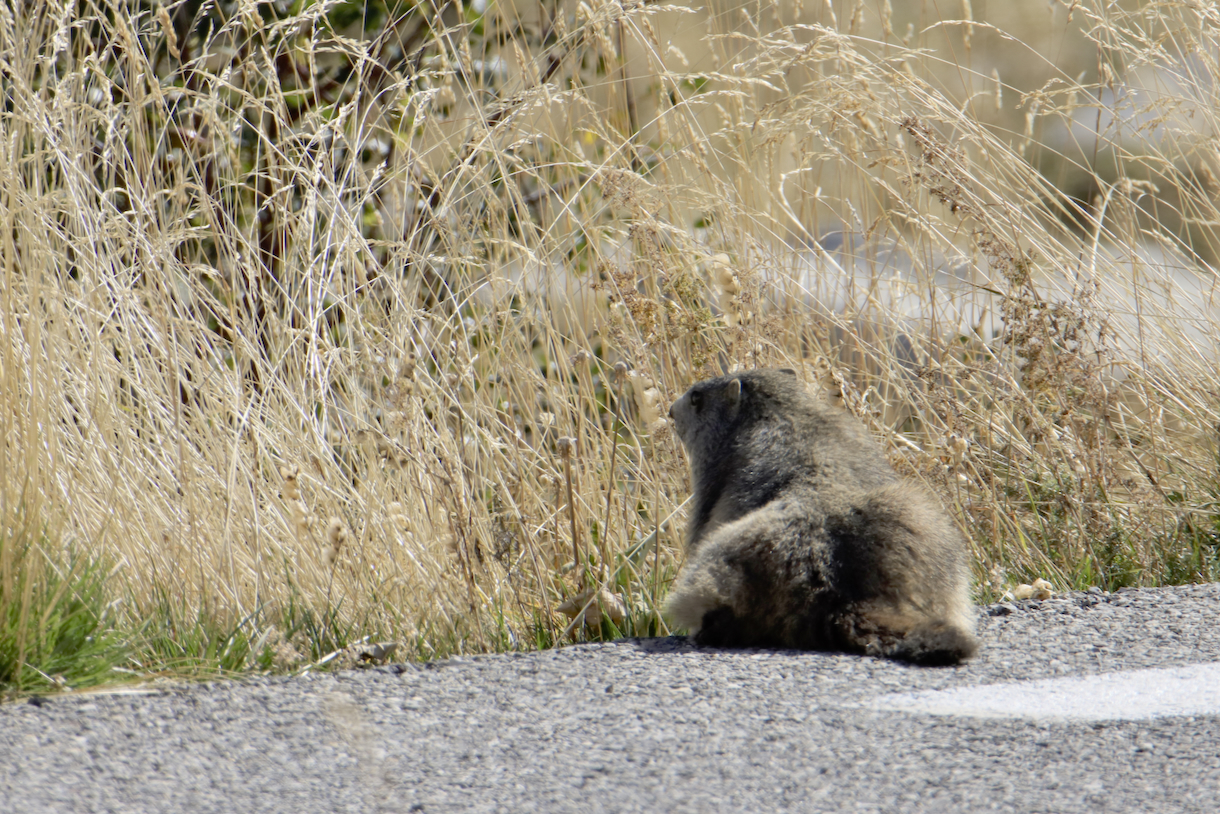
xmin=668 ymin=368 xmax=803 ymax=467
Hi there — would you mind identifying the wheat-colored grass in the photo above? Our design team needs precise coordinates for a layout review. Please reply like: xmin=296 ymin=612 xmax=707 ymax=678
xmin=2 ymin=0 xmax=1220 ymax=678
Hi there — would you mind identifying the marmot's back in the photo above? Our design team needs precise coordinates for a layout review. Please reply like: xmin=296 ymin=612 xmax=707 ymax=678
xmin=665 ymin=369 xmax=977 ymax=665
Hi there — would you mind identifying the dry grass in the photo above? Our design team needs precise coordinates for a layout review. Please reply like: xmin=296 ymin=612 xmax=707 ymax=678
xmin=3 ymin=0 xmax=1220 ymax=681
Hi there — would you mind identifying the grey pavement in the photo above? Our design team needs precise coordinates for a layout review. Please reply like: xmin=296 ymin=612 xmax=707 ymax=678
xmin=3 ymin=584 xmax=1220 ymax=813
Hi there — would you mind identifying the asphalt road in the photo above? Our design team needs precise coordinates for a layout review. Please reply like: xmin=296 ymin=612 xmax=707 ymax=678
xmin=4 ymin=584 xmax=1220 ymax=813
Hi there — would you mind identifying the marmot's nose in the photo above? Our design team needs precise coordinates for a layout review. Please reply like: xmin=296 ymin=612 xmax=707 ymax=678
xmin=668 ymin=404 xmax=675 ymax=419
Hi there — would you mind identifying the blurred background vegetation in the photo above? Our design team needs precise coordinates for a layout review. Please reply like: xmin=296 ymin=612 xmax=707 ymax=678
xmin=3 ymin=0 xmax=1220 ymax=694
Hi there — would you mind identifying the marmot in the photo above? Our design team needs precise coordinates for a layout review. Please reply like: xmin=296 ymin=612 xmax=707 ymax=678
xmin=664 ymin=369 xmax=978 ymax=665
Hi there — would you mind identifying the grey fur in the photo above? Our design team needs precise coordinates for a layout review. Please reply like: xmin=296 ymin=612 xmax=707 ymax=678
xmin=665 ymin=369 xmax=978 ymax=665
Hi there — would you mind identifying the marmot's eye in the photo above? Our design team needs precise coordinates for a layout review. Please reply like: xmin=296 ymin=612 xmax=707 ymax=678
xmin=689 ymin=391 xmax=703 ymax=410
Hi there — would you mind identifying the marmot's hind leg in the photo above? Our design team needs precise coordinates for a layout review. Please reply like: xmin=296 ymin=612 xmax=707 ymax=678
xmin=666 ymin=509 xmax=803 ymax=648
xmin=667 ymin=559 xmax=783 ymax=650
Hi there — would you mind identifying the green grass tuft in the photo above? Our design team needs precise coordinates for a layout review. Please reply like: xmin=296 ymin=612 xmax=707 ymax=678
xmin=0 ymin=522 xmax=127 ymax=696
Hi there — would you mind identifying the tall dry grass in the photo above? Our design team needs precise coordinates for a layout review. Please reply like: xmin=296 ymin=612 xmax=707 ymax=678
xmin=2 ymin=0 xmax=1220 ymax=676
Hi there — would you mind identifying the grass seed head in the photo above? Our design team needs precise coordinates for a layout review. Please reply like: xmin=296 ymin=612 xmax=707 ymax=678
xmin=291 ymin=501 xmax=316 ymax=536
xmin=326 ymin=519 xmax=348 ymax=568
xmin=280 ymin=465 xmax=301 ymax=501
xmin=944 ymin=433 xmax=971 ymax=467
xmin=387 ymin=502 xmax=410 ymax=532
xmin=629 ymin=371 xmax=662 ymax=426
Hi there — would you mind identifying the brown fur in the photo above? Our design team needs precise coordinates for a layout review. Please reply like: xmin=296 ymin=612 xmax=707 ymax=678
xmin=664 ymin=369 xmax=978 ymax=665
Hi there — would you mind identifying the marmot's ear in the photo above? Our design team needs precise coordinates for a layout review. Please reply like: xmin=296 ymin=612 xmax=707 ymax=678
xmin=778 ymin=368 xmax=797 ymax=376
xmin=724 ymin=378 xmax=742 ymax=416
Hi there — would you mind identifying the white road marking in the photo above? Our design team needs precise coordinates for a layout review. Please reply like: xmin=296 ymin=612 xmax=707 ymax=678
xmin=871 ymin=662 xmax=1220 ymax=722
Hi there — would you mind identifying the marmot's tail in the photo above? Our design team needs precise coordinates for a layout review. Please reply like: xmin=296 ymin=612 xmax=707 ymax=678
xmin=881 ymin=621 xmax=978 ymax=666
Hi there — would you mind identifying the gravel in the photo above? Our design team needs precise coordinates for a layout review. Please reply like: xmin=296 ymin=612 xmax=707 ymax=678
xmin=4 ymin=583 xmax=1220 ymax=813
